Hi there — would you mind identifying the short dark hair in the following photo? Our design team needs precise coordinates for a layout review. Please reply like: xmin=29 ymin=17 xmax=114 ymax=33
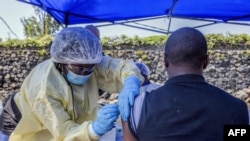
xmin=165 ymin=27 xmax=207 ymax=68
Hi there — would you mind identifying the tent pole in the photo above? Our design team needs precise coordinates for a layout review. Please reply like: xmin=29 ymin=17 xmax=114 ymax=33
xmin=96 ymin=16 xmax=167 ymax=27
xmin=119 ymin=23 xmax=168 ymax=34
xmin=192 ymin=22 xmax=217 ymax=29
xmin=225 ymin=21 xmax=250 ymax=26
xmin=167 ymin=0 xmax=178 ymax=34
xmin=130 ymin=22 xmax=168 ymax=32
xmin=64 ymin=12 xmax=69 ymax=28
xmin=173 ymin=16 xmax=250 ymax=27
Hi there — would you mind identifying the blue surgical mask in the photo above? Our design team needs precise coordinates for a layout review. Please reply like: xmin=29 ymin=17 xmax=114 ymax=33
xmin=66 ymin=70 xmax=93 ymax=85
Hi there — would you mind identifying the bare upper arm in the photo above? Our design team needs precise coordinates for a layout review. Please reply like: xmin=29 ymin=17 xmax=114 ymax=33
xmin=122 ymin=120 xmax=138 ymax=141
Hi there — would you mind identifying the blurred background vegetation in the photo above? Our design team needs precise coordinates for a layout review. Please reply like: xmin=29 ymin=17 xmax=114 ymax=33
xmin=1 ymin=33 xmax=250 ymax=50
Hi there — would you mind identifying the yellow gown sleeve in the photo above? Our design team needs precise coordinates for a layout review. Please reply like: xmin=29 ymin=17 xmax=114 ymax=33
xmin=95 ymin=56 xmax=144 ymax=93
xmin=34 ymin=87 xmax=94 ymax=140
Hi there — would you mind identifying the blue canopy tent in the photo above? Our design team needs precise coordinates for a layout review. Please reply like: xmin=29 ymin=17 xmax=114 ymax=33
xmin=18 ymin=0 xmax=250 ymax=34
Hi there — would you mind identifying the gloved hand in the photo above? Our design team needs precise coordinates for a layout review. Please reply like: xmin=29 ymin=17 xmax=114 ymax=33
xmin=92 ymin=104 xmax=119 ymax=136
xmin=118 ymin=76 xmax=141 ymax=121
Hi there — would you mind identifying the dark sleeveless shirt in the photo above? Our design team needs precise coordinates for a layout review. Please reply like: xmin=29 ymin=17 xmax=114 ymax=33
xmin=132 ymin=74 xmax=249 ymax=141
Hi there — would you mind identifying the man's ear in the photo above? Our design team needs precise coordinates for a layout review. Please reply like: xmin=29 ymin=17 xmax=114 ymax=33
xmin=164 ymin=54 xmax=169 ymax=68
xmin=203 ymin=55 xmax=209 ymax=69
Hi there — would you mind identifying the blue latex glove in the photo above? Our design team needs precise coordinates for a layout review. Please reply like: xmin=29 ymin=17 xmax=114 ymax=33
xmin=118 ymin=76 xmax=141 ymax=121
xmin=92 ymin=104 xmax=119 ymax=136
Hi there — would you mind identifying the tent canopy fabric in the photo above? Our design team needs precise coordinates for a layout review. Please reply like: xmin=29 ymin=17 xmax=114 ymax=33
xmin=18 ymin=0 xmax=250 ymax=25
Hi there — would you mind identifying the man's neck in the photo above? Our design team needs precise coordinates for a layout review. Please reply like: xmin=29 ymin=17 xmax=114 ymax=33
xmin=167 ymin=66 xmax=203 ymax=79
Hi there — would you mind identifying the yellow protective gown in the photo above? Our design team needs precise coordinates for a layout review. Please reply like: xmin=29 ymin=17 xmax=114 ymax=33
xmin=10 ymin=56 xmax=143 ymax=141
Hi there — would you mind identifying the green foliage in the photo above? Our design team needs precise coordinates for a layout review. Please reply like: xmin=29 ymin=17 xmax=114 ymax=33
xmin=36 ymin=35 xmax=53 ymax=48
xmin=21 ymin=16 xmax=41 ymax=38
xmin=103 ymin=50 xmax=112 ymax=56
xmin=206 ymin=34 xmax=226 ymax=49
xmin=21 ymin=7 xmax=61 ymax=38
xmin=141 ymin=54 xmax=148 ymax=60
xmin=3 ymin=39 xmax=24 ymax=48
xmin=206 ymin=33 xmax=250 ymax=49
xmin=140 ymin=35 xmax=167 ymax=46
xmin=101 ymin=36 xmax=113 ymax=48
xmin=1 ymin=34 xmax=250 ymax=50
xmin=0 ymin=35 xmax=52 ymax=49
xmin=243 ymin=50 xmax=250 ymax=57
xmin=22 ymin=38 xmax=37 ymax=48
xmin=135 ymin=50 xmax=144 ymax=57
xmin=208 ymin=50 xmax=215 ymax=55
xmin=101 ymin=35 xmax=167 ymax=48
xmin=38 ymin=49 xmax=47 ymax=56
